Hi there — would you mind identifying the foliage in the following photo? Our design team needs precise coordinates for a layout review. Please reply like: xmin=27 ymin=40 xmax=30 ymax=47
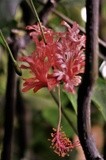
xmin=92 ymin=78 xmax=106 ymax=121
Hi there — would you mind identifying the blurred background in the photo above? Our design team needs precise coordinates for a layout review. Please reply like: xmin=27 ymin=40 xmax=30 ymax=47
xmin=0 ymin=0 xmax=106 ymax=160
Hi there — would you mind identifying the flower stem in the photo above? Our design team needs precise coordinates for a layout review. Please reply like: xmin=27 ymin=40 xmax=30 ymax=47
xmin=27 ymin=0 xmax=47 ymax=44
xmin=0 ymin=30 xmax=22 ymax=76
xmin=50 ymin=90 xmax=78 ymax=134
xmin=57 ymin=86 xmax=62 ymax=132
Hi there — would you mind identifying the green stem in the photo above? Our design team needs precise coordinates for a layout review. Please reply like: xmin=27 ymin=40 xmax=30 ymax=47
xmin=0 ymin=30 xmax=22 ymax=76
xmin=50 ymin=90 xmax=78 ymax=134
xmin=57 ymin=86 xmax=62 ymax=132
xmin=27 ymin=0 xmax=47 ymax=44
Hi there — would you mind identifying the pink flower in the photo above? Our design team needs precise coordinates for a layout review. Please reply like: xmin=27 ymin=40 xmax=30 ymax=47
xmin=20 ymin=23 xmax=61 ymax=92
xmin=49 ymin=128 xmax=80 ymax=157
xmin=53 ymin=22 xmax=86 ymax=93
xmin=20 ymin=51 xmax=58 ymax=92
xmin=20 ymin=22 xmax=85 ymax=93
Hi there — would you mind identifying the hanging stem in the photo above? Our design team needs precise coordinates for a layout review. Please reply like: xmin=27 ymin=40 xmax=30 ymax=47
xmin=0 ymin=30 xmax=22 ymax=76
xmin=57 ymin=86 xmax=62 ymax=132
xmin=50 ymin=90 xmax=77 ymax=134
xmin=27 ymin=0 xmax=47 ymax=44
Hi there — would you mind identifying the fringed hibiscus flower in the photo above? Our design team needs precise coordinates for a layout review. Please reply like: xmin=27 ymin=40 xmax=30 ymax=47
xmin=20 ymin=21 xmax=85 ymax=157
xmin=20 ymin=21 xmax=85 ymax=93
xmin=20 ymin=24 xmax=60 ymax=92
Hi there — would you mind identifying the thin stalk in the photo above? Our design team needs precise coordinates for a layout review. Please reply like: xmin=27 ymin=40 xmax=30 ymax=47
xmin=50 ymin=90 xmax=78 ymax=134
xmin=0 ymin=30 xmax=22 ymax=76
xmin=57 ymin=86 xmax=62 ymax=132
xmin=27 ymin=0 xmax=47 ymax=44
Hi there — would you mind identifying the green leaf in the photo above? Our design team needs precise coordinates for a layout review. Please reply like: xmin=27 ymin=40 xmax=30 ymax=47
xmin=42 ymin=107 xmax=58 ymax=127
xmin=65 ymin=92 xmax=77 ymax=114
xmin=42 ymin=107 xmax=77 ymax=137
xmin=92 ymin=78 xmax=106 ymax=121
xmin=0 ymin=37 xmax=5 ymax=47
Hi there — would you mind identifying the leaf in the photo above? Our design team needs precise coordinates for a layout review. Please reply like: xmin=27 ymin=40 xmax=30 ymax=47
xmin=42 ymin=107 xmax=77 ymax=137
xmin=0 ymin=37 xmax=5 ymax=47
xmin=92 ymin=78 xmax=106 ymax=121
xmin=42 ymin=107 xmax=58 ymax=127
xmin=65 ymin=92 xmax=77 ymax=114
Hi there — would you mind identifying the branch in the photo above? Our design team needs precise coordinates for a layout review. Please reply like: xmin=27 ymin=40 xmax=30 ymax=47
xmin=1 ymin=32 xmax=18 ymax=160
xmin=77 ymin=0 xmax=104 ymax=160
xmin=39 ymin=0 xmax=60 ymax=25
xmin=15 ymin=79 xmax=27 ymax=159
xmin=20 ymin=1 xmax=33 ymax=25
xmin=1 ymin=30 xmax=26 ymax=160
